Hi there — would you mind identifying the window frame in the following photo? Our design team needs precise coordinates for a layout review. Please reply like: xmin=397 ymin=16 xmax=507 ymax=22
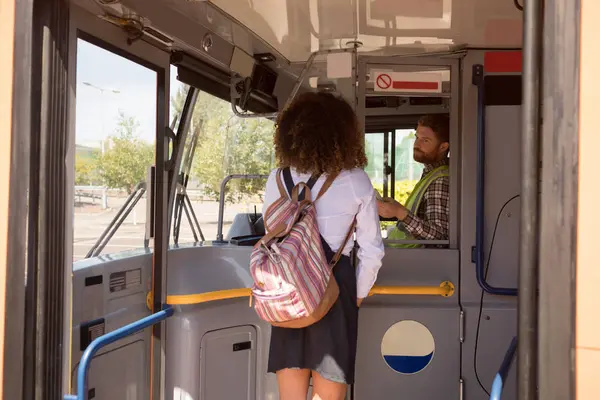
xmin=357 ymin=56 xmax=459 ymax=249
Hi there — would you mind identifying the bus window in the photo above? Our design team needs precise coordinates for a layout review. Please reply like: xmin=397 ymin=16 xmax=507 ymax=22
xmin=365 ymin=129 xmax=423 ymax=237
xmin=393 ymin=129 xmax=424 ymax=200
xmin=366 ymin=130 xmax=422 ymax=200
xmin=72 ymin=38 xmax=158 ymax=260
xmin=365 ymin=132 xmax=386 ymax=191
xmin=169 ymin=89 xmax=275 ymax=244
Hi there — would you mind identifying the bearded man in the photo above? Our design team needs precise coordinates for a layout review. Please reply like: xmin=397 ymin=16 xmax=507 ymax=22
xmin=377 ymin=114 xmax=450 ymax=247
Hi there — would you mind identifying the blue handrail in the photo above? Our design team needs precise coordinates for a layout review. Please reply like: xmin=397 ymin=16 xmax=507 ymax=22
xmin=64 ymin=305 xmax=174 ymax=400
xmin=472 ymin=64 xmax=517 ymax=296
xmin=490 ymin=336 xmax=518 ymax=400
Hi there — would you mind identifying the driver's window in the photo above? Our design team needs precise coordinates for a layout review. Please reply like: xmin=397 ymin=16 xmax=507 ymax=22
xmin=365 ymin=121 xmax=450 ymax=248
xmin=365 ymin=129 xmax=422 ymax=238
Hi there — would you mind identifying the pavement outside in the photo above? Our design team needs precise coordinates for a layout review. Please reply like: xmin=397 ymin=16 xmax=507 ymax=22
xmin=73 ymin=195 xmax=262 ymax=262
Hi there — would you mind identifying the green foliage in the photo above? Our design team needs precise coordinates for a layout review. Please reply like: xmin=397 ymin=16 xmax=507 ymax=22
xmin=173 ymin=88 xmax=275 ymax=203
xmin=365 ymin=130 xmax=422 ymax=182
xmin=97 ymin=111 xmax=154 ymax=194
xmin=75 ymin=152 xmax=100 ymax=185
xmin=74 ymin=145 xmax=101 ymax=185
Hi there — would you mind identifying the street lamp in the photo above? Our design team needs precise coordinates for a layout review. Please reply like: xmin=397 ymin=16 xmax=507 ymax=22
xmin=82 ymin=81 xmax=120 ymax=95
xmin=81 ymin=81 xmax=121 ymax=209
xmin=81 ymin=81 xmax=121 ymax=153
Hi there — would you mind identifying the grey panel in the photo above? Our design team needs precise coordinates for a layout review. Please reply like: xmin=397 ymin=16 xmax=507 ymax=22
xmin=483 ymin=106 xmax=521 ymax=289
xmin=334 ymin=76 xmax=358 ymax=110
xmin=200 ymin=326 xmax=257 ymax=400
xmin=461 ymin=306 xmax=517 ymax=400
xmin=355 ymin=307 xmax=460 ymax=399
xmin=166 ymin=244 xmax=459 ymax=400
xmin=368 ymin=248 xmax=459 ymax=310
xmin=72 ymin=251 xmax=152 ymax=334
xmin=459 ymin=51 xmax=522 ymax=303
xmin=72 ymin=340 xmax=147 ymax=400
xmin=71 ymin=251 xmax=153 ymax=398
xmin=165 ymin=302 xmax=277 ymax=400
xmin=355 ymin=248 xmax=460 ymax=398
xmin=484 ymin=198 xmax=520 ymax=290
xmin=459 ymin=51 xmax=519 ymax=400
xmin=376 ymin=248 xmax=458 ymax=285
xmin=167 ymin=244 xmax=255 ymax=295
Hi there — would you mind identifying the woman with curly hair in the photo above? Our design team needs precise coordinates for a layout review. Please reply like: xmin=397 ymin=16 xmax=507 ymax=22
xmin=262 ymin=91 xmax=385 ymax=399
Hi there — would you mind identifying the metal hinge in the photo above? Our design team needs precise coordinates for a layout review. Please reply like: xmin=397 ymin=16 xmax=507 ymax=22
xmin=460 ymin=310 xmax=465 ymax=343
xmin=459 ymin=378 xmax=464 ymax=400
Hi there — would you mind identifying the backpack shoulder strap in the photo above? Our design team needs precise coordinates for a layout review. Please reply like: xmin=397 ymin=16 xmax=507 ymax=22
xmin=282 ymin=167 xmax=320 ymax=201
xmin=330 ymin=217 xmax=356 ymax=267
xmin=282 ymin=167 xmax=295 ymax=197
xmin=302 ymin=175 xmax=320 ymax=201
xmin=275 ymin=169 xmax=287 ymax=198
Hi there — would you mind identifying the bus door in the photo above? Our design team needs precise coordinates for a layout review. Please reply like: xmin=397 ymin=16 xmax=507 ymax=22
xmin=67 ymin=5 xmax=171 ymax=398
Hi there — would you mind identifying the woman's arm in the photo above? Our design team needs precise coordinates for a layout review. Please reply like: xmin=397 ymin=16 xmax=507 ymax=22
xmin=351 ymin=171 xmax=386 ymax=301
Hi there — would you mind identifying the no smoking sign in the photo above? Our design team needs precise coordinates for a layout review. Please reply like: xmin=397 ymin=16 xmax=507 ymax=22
xmin=376 ymin=73 xmax=392 ymax=90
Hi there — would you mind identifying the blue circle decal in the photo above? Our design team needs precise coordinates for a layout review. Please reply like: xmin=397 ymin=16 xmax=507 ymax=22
xmin=381 ymin=320 xmax=435 ymax=374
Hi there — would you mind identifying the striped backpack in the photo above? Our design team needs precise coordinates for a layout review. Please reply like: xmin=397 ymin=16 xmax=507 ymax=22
xmin=249 ymin=168 xmax=356 ymax=328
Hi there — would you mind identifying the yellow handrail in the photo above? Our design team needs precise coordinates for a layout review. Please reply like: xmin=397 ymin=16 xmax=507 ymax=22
xmin=166 ymin=288 xmax=251 ymax=305
xmin=369 ymin=281 xmax=454 ymax=297
xmin=164 ymin=281 xmax=454 ymax=306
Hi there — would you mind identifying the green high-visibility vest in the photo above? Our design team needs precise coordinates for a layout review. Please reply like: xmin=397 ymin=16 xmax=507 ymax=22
xmin=386 ymin=165 xmax=449 ymax=248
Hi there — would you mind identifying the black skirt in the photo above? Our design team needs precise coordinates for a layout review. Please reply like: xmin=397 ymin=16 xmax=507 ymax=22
xmin=266 ymin=237 xmax=359 ymax=385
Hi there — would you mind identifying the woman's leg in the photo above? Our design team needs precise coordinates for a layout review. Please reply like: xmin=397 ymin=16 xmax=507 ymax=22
xmin=276 ymin=368 xmax=311 ymax=400
xmin=311 ymin=371 xmax=348 ymax=400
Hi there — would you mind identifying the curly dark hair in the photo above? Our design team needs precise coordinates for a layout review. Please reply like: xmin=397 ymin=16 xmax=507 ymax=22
xmin=274 ymin=91 xmax=367 ymax=176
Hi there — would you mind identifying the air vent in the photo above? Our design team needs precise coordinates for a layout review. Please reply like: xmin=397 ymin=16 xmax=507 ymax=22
xmin=365 ymin=96 xmax=446 ymax=108
xmin=409 ymin=97 xmax=444 ymax=106
xmin=365 ymin=96 xmax=402 ymax=108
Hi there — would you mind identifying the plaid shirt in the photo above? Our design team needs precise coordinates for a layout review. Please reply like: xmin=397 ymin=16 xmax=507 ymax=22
xmin=402 ymin=157 xmax=450 ymax=241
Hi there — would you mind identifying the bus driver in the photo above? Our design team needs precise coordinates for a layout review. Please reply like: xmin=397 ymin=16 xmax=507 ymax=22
xmin=376 ymin=114 xmax=450 ymax=247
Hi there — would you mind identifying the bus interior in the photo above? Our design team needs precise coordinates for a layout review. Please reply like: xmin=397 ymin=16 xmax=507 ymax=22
xmin=8 ymin=0 xmax=552 ymax=399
